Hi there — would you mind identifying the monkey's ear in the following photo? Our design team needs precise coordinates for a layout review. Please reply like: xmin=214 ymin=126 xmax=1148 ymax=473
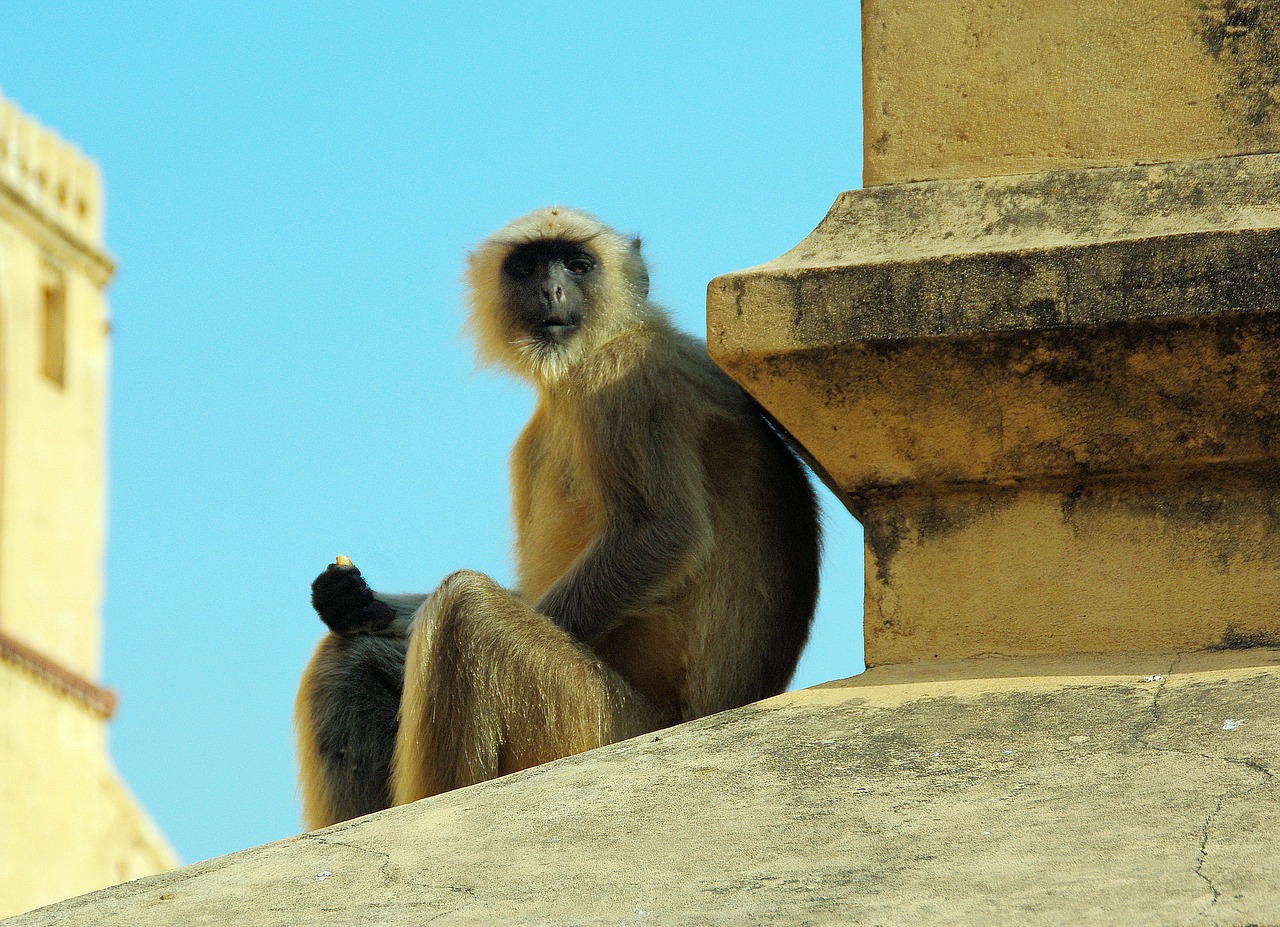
xmin=629 ymin=237 xmax=650 ymax=298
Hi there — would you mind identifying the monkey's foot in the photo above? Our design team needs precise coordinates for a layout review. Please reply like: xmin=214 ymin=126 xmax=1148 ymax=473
xmin=311 ymin=561 xmax=396 ymax=635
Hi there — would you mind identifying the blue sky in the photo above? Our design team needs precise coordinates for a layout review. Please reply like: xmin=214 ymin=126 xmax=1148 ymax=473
xmin=2 ymin=3 xmax=864 ymax=864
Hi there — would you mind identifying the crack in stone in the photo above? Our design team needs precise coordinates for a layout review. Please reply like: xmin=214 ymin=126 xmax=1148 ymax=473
xmin=1194 ymin=792 xmax=1227 ymax=911
xmin=1128 ymin=653 xmax=1280 ymax=918
xmin=1138 ymin=652 xmax=1184 ymax=748
xmin=1191 ymin=755 xmax=1274 ymax=919
xmin=1123 ymin=742 xmax=1274 ymax=917
xmin=302 ymin=832 xmax=399 ymax=887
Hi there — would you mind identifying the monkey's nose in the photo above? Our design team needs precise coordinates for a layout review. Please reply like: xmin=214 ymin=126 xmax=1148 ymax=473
xmin=543 ymin=285 xmax=565 ymax=303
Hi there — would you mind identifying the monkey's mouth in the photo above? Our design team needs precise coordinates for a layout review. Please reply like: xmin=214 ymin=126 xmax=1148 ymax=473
xmin=535 ymin=316 xmax=581 ymax=343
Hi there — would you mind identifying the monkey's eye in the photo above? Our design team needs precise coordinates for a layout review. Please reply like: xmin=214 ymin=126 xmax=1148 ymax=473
xmin=565 ymin=255 xmax=595 ymax=275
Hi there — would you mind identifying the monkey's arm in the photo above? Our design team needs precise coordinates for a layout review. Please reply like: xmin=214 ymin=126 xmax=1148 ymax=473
xmin=376 ymin=592 xmax=430 ymax=622
xmin=535 ymin=383 xmax=714 ymax=642
xmin=311 ymin=561 xmax=423 ymax=636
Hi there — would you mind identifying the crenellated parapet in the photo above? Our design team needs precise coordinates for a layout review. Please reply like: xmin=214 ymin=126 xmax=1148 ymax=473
xmin=0 ymin=90 xmax=104 ymax=253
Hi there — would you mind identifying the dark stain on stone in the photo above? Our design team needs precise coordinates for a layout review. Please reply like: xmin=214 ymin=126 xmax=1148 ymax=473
xmin=1199 ymin=0 xmax=1280 ymax=142
xmin=856 ymin=488 xmax=1017 ymax=586
xmin=728 ymin=278 xmax=745 ymax=318
xmin=780 ymin=276 xmax=805 ymax=330
xmin=1217 ymin=322 xmax=1248 ymax=361
xmin=861 ymin=503 xmax=907 ymax=586
xmin=754 ymin=306 xmax=1280 ymax=493
xmin=1214 ymin=624 xmax=1280 ymax=649
xmin=913 ymin=490 xmax=1008 ymax=543
xmin=1060 ymin=481 xmax=1089 ymax=523
xmin=748 ymin=686 xmax=1156 ymax=797
xmin=1026 ymin=298 xmax=1059 ymax=325
xmin=778 ymin=229 xmax=1280 ymax=348
xmin=1059 ymin=465 xmax=1280 ymax=574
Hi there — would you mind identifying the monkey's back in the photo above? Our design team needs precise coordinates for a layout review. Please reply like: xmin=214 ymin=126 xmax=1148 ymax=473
xmin=676 ymin=339 xmax=820 ymax=718
xmin=512 ymin=320 xmax=820 ymax=725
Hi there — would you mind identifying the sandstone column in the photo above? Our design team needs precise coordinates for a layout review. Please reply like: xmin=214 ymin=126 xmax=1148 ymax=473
xmin=709 ymin=0 xmax=1280 ymax=666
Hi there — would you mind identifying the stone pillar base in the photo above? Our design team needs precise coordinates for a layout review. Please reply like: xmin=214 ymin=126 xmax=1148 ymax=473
xmin=709 ymin=153 xmax=1280 ymax=665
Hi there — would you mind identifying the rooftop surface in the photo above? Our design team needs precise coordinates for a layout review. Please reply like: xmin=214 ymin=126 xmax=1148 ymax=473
xmin=8 ymin=648 xmax=1278 ymax=926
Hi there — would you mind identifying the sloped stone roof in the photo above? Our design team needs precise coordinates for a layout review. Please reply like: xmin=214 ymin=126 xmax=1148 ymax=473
xmin=8 ymin=648 xmax=1278 ymax=926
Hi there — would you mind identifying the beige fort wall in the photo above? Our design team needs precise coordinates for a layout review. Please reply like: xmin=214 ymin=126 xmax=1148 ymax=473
xmin=0 ymin=92 xmax=175 ymax=917
xmin=0 ymin=665 xmax=174 ymax=914
xmin=0 ymin=193 xmax=110 ymax=678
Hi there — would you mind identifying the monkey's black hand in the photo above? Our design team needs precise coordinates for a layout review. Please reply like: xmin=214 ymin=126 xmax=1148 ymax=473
xmin=311 ymin=561 xmax=396 ymax=636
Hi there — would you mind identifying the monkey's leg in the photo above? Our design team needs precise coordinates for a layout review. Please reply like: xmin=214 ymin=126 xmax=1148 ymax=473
xmin=294 ymin=631 xmax=406 ymax=830
xmin=391 ymin=570 xmax=663 ymax=804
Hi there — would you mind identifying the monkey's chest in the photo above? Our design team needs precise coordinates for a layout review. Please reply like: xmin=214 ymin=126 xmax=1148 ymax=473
xmin=515 ymin=464 xmax=602 ymax=599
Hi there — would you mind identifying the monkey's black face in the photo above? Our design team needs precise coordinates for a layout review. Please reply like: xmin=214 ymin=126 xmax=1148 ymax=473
xmin=501 ymin=239 xmax=599 ymax=346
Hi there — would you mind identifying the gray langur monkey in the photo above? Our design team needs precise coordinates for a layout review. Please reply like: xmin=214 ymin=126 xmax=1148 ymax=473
xmin=294 ymin=206 xmax=821 ymax=829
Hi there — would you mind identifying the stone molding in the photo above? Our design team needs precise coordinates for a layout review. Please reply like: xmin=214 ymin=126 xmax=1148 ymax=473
xmin=0 ymin=628 xmax=117 ymax=719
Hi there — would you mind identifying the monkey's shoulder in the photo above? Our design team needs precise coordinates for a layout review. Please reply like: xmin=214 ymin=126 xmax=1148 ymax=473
xmin=580 ymin=324 xmax=736 ymax=404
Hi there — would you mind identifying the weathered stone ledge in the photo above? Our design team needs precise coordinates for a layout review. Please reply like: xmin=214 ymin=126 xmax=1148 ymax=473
xmin=711 ymin=152 xmax=1280 ymax=354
